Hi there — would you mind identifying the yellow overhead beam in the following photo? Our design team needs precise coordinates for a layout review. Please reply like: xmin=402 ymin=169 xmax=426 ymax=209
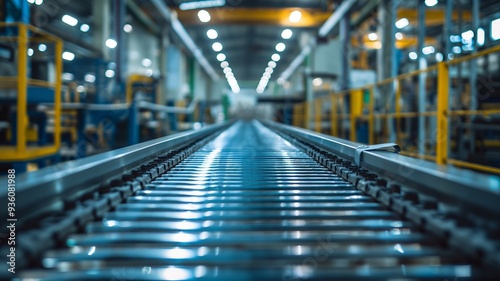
xmin=398 ymin=8 xmax=472 ymax=26
xmin=353 ymin=36 xmax=438 ymax=49
xmin=174 ymin=8 xmax=332 ymax=27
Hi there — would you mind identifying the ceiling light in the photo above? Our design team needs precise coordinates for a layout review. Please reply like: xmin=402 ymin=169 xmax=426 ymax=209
xmin=38 ymin=44 xmax=47 ymax=52
xmin=123 ymin=24 xmax=133 ymax=33
xmin=435 ymin=53 xmax=443 ymax=62
xmin=425 ymin=0 xmax=438 ymax=7
xmin=263 ymin=72 xmax=271 ymax=79
xmin=268 ymin=61 xmax=277 ymax=68
xmin=80 ymin=24 xmax=90 ymax=32
xmin=452 ymin=46 xmax=462 ymax=54
xmin=27 ymin=0 xmax=35 ymax=3
xmin=105 ymin=69 xmax=115 ymax=78
xmin=368 ymin=33 xmax=378 ymax=41
xmin=207 ymin=29 xmax=218 ymax=39
xmin=76 ymin=85 xmax=84 ymax=92
xmin=105 ymin=39 xmax=117 ymax=49
xmin=395 ymin=32 xmax=403 ymax=40
xmin=493 ymin=18 xmax=500 ymax=40
xmin=277 ymin=78 xmax=285 ymax=85
xmin=271 ymin=54 xmax=281 ymax=61
xmin=62 ymin=73 xmax=74 ymax=81
xmin=312 ymin=77 xmax=323 ymax=87
xmin=62 ymin=15 xmax=78 ymax=26
xmin=198 ymin=10 xmax=211 ymax=23
xmin=35 ymin=0 xmax=43 ymax=5
xmin=289 ymin=10 xmax=302 ymax=23
xmin=142 ymin=58 xmax=152 ymax=67
xmin=220 ymin=61 xmax=229 ymax=68
xmin=180 ymin=0 xmax=225 ymax=10
xmin=477 ymin=28 xmax=485 ymax=46
xmin=27 ymin=48 xmax=34 ymax=57
xmin=256 ymin=88 xmax=264 ymax=94
xmin=265 ymin=67 xmax=273 ymax=74
xmin=422 ymin=46 xmax=435 ymax=55
xmin=275 ymin=43 xmax=286 ymax=52
xmin=216 ymin=53 xmax=226 ymax=61
xmin=281 ymin=29 xmax=293 ymax=39
xmin=409 ymin=52 xmax=417 ymax=60
xmin=62 ymin=51 xmax=75 ymax=61
xmin=212 ymin=42 xmax=223 ymax=52
xmin=225 ymin=72 xmax=234 ymax=78
xmin=395 ymin=18 xmax=409 ymax=29
xmin=84 ymin=74 xmax=96 ymax=83
xmin=223 ymin=67 xmax=232 ymax=74
xmin=461 ymin=30 xmax=474 ymax=41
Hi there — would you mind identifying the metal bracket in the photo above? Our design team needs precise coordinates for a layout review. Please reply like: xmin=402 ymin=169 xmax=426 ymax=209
xmin=354 ymin=143 xmax=401 ymax=166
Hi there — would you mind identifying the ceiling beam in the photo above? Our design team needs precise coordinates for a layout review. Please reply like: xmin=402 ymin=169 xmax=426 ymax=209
xmin=174 ymin=8 xmax=332 ymax=27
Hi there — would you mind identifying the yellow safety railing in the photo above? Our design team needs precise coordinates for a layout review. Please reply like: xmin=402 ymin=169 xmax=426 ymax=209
xmin=293 ymin=44 xmax=500 ymax=174
xmin=0 ymin=22 xmax=62 ymax=161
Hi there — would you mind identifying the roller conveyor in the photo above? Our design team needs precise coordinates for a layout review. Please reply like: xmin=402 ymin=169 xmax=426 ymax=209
xmin=3 ymin=120 xmax=500 ymax=280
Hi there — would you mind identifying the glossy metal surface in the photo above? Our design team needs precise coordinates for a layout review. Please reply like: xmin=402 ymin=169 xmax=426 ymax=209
xmin=16 ymin=121 xmax=489 ymax=280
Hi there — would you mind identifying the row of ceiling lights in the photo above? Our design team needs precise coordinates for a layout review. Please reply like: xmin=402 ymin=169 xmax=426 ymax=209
xmin=198 ymin=10 xmax=240 ymax=93
xmin=256 ymin=11 xmax=302 ymax=94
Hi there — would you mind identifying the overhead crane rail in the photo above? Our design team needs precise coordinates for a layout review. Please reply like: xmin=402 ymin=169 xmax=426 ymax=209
xmin=1 ymin=120 xmax=500 ymax=280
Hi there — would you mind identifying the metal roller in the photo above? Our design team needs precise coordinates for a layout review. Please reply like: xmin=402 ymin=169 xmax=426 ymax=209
xmin=4 ymin=120 xmax=500 ymax=280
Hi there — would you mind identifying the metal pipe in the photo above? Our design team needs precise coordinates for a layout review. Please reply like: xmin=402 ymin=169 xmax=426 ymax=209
xmin=417 ymin=1 xmax=427 ymax=155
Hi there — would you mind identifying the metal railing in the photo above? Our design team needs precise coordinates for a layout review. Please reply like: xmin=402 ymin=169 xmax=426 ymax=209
xmin=293 ymin=44 xmax=500 ymax=174
xmin=0 ymin=22 xmax=63 ymax=161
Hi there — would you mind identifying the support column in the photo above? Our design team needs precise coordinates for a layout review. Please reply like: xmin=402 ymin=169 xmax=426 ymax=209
xmin=93 ymin=0 xmax=111 ymax=60
xmin=113 ymin=0 xmax=126 ymax=83
xmin=377 ymin=0 xmax=397 ymax=142
xmin=339 ymin=11 xmax=350 ymax=91
xmin=417 ymin=0 xmax=427 ymax=154
xmin=469 ymin=0 xmax=480 ymax=153
xmin=304 ymin=56 xmax=313 ymax=130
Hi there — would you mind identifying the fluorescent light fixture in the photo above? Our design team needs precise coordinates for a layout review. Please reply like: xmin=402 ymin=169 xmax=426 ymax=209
xmin=223 ymin=67 xmax=232 ymax=74
xmin=212 ymin=42 xmax=223 ymax=52
xmin=477 ymin=28 xmax=485 ymax=46
xmin=62 ymin=15 xmax=78 ymax=26
xmin=62 ymin=51 xmax=75 ymax=61
xmin=62 ymin=73 xmax=74 ymax=81
xmin=265 ymin=67 xmax=273 ymax=74
xmin=450 ymin=35 xmax=461 ymax=43
xmin=422 ymin=46 xmax=435 ymax=55
xmin=491 ymin=18 xmax=500 ymax=40
xmin=256 ymin=88 xmax=264 ymax=94
xmin=198 ymin=10 xmax=211 ymax=23
xmin=84 ymin=74 xmax=96 ymax=83
xmin=275 ymin=43 xmax=286 ymax=52
xmin=452 ymin=46 xmax=462 ymax=54
xmin=368 ymin=32 xmax=378 ymax=41
xmin=216 ymin=53 xmax=226 ymax=61
xmin=105 ymin=39 xmax=117 ymax=49
xmin=271 ymin=54 xmax=281 ymax=61
xmin=268 ymin=61 xmax=277 ymax=68
xmin=180 ymin=0 xmax=225 ymax=11
xmin=207 ymin=29 xmax=218 ymax=39
xmin=38 ymin=44 xmax=47 ymax=52
xmin=35 ymin=0 xmax=43 ymax=5
xmin=409 ymin=52 xmax=417 ymax=60
xmin=27 ymin=0 xmax=35 ymax=3
xmin=220 ymin=61 xmax=229 ymax=68
xmin=142 ymin=58 xmax=152 ymax=67
xmin=105 ymin=69 xmax=115 ymax=78
xmin=395 ymin=32 xmax=403 ymax=40
xmin=225 ymin=72 xmax=234 ymax=78
xmin=263 ymin=72 xmax=271 ymax=79
xmin=123 ymin=24 xmax=132 ymax=33
xmin=289 ymin=10 xmax=302 ymax=23
xmin=281 ymin=29 xmax=293 ymax=39
xmin=425 ymin=0 xmax=438 ymax=7
xmin=80 ymin=24 xmax=90 ymax=32
xmin=395 ymin=18 xmax=409 ymax=29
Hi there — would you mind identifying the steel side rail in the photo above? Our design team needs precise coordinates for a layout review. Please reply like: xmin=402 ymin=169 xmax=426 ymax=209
xmin=264 ymin=121 xmax=500 ymax=219
xmin=0 ymin=121 xmax=233 ymax=224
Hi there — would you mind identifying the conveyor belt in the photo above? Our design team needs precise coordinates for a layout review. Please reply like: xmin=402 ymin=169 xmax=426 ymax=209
xmin=8 ymin=120 xmax=500 ymax=280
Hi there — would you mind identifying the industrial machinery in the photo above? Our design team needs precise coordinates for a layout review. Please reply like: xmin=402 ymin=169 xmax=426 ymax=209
xmin=2 ymin=120 xmax=500 ymax=280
